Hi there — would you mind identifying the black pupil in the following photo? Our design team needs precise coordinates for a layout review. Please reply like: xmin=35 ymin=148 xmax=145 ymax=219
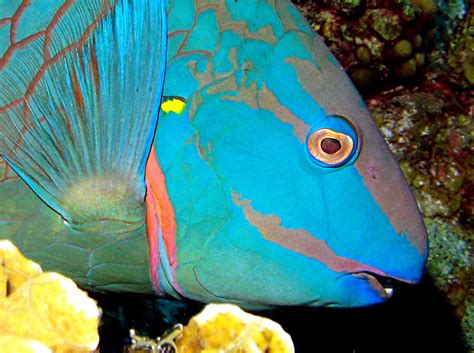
xmin=321 ymin=137 xmax=342 ymax=154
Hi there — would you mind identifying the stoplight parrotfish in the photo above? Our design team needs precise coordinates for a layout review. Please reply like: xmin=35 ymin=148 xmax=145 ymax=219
xmin=0 ymin=0 xmax=428 ymax=308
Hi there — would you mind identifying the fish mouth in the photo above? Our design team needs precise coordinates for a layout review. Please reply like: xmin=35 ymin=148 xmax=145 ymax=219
xmin=350 ymin=271 xmax=407 ymax=299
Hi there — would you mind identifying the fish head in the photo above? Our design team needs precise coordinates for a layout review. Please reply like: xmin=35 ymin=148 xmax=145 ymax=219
xmin=160 ymin=14 xmax=428 ymax=308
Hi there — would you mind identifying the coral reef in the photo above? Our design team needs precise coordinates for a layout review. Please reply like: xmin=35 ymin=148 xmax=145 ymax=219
xmin=0 ymin=240 xmax=101 ymax=353
xmin=294 ymin=0 xmax=470 ymax=95
xmin=367 ymin=81 xmax=472 ymax=225
xmin=425 ymin=220 xmax=471 ymax=296
xmin=424 ymin=219 xmax=473 ymax=349
xmin=176 ymin=304 xmax=294 ymax=353
xmin=446 ymin=3 xmax=474 ymax=87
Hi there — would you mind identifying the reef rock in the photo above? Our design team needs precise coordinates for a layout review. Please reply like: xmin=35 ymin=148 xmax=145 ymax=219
xmin=0 ymin=240 xmax=100 ymax=353
xmin=176 ymin=303 xmax=294 ymax=353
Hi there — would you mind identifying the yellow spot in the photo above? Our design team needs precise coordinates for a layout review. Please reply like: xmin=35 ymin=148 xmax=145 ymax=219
xmin=161 ymin=98 xmax=186 ymax=114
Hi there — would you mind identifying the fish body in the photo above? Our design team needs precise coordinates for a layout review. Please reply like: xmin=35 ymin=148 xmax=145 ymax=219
xmin=0 ymin=0 xmax=428 ymax=308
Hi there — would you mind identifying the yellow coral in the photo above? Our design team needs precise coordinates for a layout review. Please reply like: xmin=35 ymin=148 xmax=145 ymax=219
xmin=0 ymin=240 xmax=100 ymax=353
xmin=0 ymin=335 xmax=52 ymax=353
xmin=0 ymin=240 xmax=42 ymax=296
xmin=176 ymin=304 xmax=294 ymax=353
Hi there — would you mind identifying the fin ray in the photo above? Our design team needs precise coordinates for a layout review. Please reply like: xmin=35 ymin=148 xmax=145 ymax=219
xmin=0 ymin=0 xmax=167 ymax=222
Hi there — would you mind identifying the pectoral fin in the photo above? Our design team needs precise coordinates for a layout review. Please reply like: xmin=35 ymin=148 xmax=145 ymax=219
xmin=0 ymin=0 xmax=167 ymax=226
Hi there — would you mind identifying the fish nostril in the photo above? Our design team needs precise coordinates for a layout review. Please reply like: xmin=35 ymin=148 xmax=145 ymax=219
xmin=367 ymin=166 xmax=377 ymax=180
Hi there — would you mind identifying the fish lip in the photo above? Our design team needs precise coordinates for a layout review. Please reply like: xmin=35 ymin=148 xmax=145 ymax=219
xmin=349 ymin=271 xmax=410 ymax=299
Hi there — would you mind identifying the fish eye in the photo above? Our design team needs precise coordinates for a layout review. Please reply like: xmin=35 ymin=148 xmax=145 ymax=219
xmin=306 ymin=116 xmax=359 ymax=167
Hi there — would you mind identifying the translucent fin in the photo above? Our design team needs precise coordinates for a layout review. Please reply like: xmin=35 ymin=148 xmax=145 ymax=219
xmin=0 ymin=0 xmax=167 ymax=224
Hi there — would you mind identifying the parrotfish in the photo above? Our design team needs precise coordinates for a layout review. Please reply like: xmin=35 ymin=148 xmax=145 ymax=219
xmin=0 ymin=0 xmax=428 ymax=308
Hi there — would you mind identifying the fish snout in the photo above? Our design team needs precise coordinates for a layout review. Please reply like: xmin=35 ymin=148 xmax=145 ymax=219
xmin=352 ymin=109 xmax=429 ymax=272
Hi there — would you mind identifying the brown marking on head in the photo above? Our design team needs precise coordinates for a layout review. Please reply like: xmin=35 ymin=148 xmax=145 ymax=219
xmin=257 ymin=84 xmax=310 ymax=143
xmin=187 ymin=58 xmax=229 ymax=92
xmin=217 ymin=3 xmax=278 ymax=44
xmin=231 ymin=191 xmax=401 ymax=278
xmin=217 ymin=77 xmax=310 ymax=143
xmin=206 ymin=75 xmax=238 ymax=95
xmin=221 ymin=80 xmax=259 ymax=110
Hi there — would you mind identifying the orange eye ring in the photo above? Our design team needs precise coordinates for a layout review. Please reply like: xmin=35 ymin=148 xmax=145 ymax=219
xmin=307 ymin=128 xmax=354 ymax=166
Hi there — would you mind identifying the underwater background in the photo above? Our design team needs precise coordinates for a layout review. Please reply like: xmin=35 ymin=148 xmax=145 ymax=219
xmin=92 ymin=0 xmax=473 ymax=352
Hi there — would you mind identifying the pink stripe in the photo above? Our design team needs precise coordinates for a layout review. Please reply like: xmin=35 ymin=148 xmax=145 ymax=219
xmin=145 ymin=145 xmax=183 ymax=295
xmin=145 ymin=183 xmax=164 ymax=294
